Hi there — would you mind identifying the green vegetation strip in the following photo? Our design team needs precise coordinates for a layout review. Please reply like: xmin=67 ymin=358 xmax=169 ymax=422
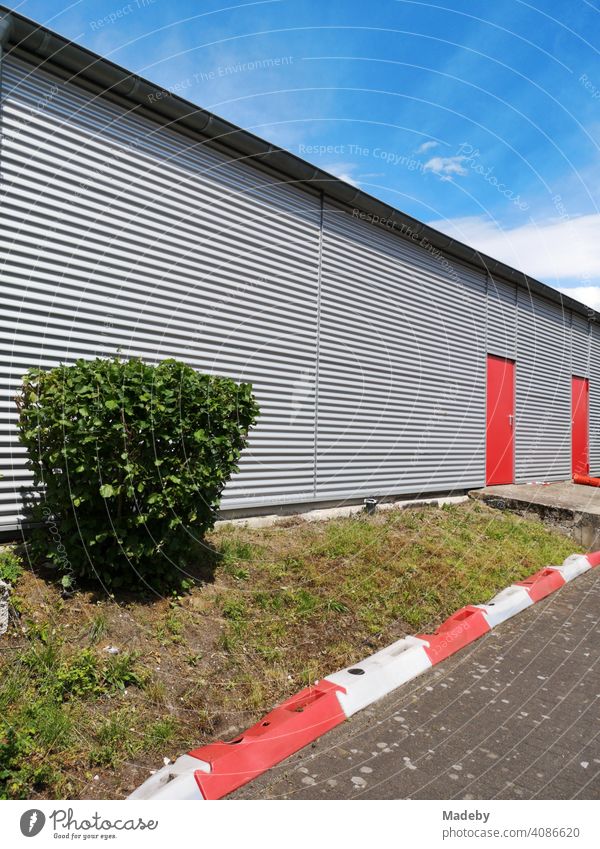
xmin=0 ymin=502 xmax=579 ymax=799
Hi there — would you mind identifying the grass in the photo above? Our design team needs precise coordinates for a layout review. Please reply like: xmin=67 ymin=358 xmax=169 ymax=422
xmin=87 ymin=614 xmax=108 ymax=645
xmin=0 ymin=500 xmax=580 ymax=799
xmin=0 ymin=626 xmax=152 ymax=798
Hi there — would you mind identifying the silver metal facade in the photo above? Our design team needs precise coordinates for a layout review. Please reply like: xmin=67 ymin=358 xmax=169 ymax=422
xmin=0 ymin=54 xmax=598 ymax=531
xmin=0 ymin=55 xmax=322 ymax=529
xmin=486 ymin=277 xmax=517 ymax=360
xmin=315 ymin=202 xmax=487 ymax=500
xmin=571 ymin=312 xmax=591 ymax=381
xmin=515 ymin=289 xmax=571 ymax=482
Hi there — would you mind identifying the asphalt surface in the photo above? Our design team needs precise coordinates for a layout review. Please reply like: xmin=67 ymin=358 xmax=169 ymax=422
xmin=233 ymin=566 xmax=600 ymax=800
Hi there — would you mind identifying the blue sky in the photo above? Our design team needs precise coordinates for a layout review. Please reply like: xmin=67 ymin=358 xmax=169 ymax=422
xmin=9 ymin=0 xmax=600 ymax=304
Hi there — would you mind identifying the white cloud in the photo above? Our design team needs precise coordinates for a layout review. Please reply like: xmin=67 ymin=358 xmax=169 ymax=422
xmin=427 ymin=213 xmax=600 ymax=287
xmin=424 ymin=155 xmax=468 ymax=181
xmin=416 ymin=140 xmax=439 ymax=155
xmin=559 ymin=286 xmax=600 ymax=310
xmin=325 ymin=162 xmax=360 ymax=186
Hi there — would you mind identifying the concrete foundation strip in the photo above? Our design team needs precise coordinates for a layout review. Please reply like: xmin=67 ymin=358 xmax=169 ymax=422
xmin=128 ymin=550 xmax=600 ymax=801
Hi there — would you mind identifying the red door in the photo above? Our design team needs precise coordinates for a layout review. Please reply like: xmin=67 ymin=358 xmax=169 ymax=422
xmin=486 ymin=355 xmax=515 ymax=485
xmin=572 ymin=376 xmax=589 ymax=476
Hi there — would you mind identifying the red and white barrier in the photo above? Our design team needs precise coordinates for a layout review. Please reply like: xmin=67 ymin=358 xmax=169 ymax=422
xmin=515 ymin=566 xmax=566 ymax=602
xmin=548 ymin=553 xmax=592 ymax=583
xmin=585 ymin=550 xmax=600 ymax=567
xmin=416 ymin=605 xmax=491 ymax=664
xmin=130 ymin=682 xmax=346 ymax=800
xmin=475 ymin=583 xmax=533 ymax=628
xmin=128 ymin=754 xmax=209 ymax=800
xmin=325 ymin=636 xmax=432 ymax=718
xmin=128 ymin=548 xmax=600 ymax=801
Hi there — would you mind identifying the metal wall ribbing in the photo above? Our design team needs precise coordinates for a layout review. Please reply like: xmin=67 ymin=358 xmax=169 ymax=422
xmin=1 ymin=54 xmax=599 ymax=532
xmin=571 ymin=311 xmax=591 ymax=379
xmin=515 ymin=289 xmax=571 ymax=482
xmin=314 ymin=202 xmax=487 ymax=500
xmin=0 ymin=55 xmax=322 ymax=529
xmin=486 ymin=277 xmax=516 ymax=360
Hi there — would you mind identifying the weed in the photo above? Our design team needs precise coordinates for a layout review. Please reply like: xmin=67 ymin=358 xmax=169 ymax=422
xmin=290 ymin=589 xmax=319 ymax=617
xmin=26 ymin=698 xmax=73 ymax=750
xmin=165 ymin=611 xmax=183 ymax=637
xmin=102 ymin=652 xmax=146 ymax=692
xmin=55 ymin=649 xmax=101 ymax=699
xmin=221 ymin=596 xmax=247 ymax=623
xmin=143 ymin=718 xmax=177 ymax=750
xmin=87 ymin=613 xmax=108 ymax=645
xmin=8 ymin=594 xmax=25 ymax=614
xmin=156 ymin=610 xmax=184 ymax=645
xmin=219 ymin=538 xmax=259 ymax=572
xmin=21 ymin=636 xmax=61 ymax=690
xmin=252 ymin=590 xmax=284 ymax=611
xmin=0 ymin=693 xmax=71 ymax=800
xmin=0 ymin=549 xmax=23 ymax=585
xmin=255 ymin=643 xmax=282 ymax=662
xmin=326 ymin=598 xmax=349 ymax=614
xmin=143 ymin=679 xmax=167 ymax=706
xmin=89 ymin=711 xmax=136 ymax=768
xmin=0 ymin=725 xmax=58 ymax=799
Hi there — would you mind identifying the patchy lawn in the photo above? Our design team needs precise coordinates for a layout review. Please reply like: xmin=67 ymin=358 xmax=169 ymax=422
xmin=0 ymin=500 xmax=579 ymax=800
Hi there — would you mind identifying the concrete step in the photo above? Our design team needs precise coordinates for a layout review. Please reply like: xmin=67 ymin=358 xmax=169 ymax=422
xmin=469 ymin=482 xmax=600 ymax=549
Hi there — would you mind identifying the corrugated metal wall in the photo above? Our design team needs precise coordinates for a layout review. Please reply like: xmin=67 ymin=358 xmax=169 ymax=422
xmin=515 ymin=289 xmax=571 ymax=482
xmin=486 ymin=277 xmax=516 ymax=360
xmin=315 ymin=202 xmax=487 ymax=500
xmin=1 ymin=54 xmax=599 ymax=531
xmin=571 ymin=311 xmax=591 ymax=380
xmin=0 ymin=54 xmax=321 ymax=529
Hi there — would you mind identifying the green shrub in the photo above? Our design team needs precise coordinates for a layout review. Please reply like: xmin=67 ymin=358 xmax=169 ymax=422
xmin=16 ymin=356 xmax=259 ymax=590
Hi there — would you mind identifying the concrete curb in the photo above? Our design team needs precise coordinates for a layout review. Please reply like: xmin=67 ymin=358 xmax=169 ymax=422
xmin=215 ymin=495 xmax=469 ymax=529
xmin=128 ymin=550 xmax=599 ymax=801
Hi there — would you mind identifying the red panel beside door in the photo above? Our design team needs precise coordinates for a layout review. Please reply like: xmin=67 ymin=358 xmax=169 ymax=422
xmin=572 ymin=376 xmax=589 ymax=476
xmin=486 ymin=355 xmax=515 ymax=485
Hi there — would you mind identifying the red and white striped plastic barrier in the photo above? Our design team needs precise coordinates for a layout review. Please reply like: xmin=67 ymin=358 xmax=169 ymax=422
xmin=324 ymin=635 xmax=432 ymax=718
xmin=549 ymin=552 xmax=598 ymax=582
xmin=128 ymin=754 xmax=208 ymax=800
xmin=474 ymin=583 xmax=533 ymax=628
xmin=416 ymin=605 xmax=491 ymax=665
xmin=514 ymin=566 xmax=565 ymax=603
xmin=128 ymin=549 xmax=600 ymax=800
xmin=129 ymin=680 xmax=346 ymax=801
